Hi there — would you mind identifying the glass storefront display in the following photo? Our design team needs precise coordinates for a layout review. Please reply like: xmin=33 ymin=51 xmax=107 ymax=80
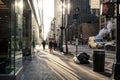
xmin=0 ymin=0 xmax=24 ymax=79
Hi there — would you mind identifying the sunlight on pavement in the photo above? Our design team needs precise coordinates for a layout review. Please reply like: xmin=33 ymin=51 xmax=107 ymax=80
xmin=34 ymin=45 xmax=41 ymax=52
xmin=38 ymin=50 xmax=81 ymax=80
xmin=38 ymin=49 xmax=110 ymax=80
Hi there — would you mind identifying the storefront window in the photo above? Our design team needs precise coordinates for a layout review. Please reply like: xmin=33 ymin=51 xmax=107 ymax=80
xmin=14 ymin=0 xmax=23 ymax=74
xmin=14 ymin=14 xmax=23 ymax=73
xmin=0 ymin=0 xmax=14 ymax=75
xmin=0 ymin=0 xmax=23 ymax=77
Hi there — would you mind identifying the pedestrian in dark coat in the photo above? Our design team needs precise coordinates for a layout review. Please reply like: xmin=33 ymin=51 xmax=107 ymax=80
xmin=42 ymin=40 xmax=46 ymax=50
xmin=53 ymin=41 xmax=57 ymax=50
xmin=49 ymin=40 xmax=53 ymax=52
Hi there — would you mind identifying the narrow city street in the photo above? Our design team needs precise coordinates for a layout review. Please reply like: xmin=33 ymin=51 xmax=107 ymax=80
xmin=20 ymin=45 xmax=111 ymax=80
xmin=0 ymin=0 xmax=119 ymax=80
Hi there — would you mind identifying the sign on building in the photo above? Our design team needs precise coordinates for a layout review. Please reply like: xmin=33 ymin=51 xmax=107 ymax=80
xmin=0 ymin=0 xmax=8 ymax=9
xmin=90 ymin=0 xmax=100 ymax=9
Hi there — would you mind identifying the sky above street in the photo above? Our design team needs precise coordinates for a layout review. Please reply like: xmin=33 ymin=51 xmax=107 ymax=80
xmin=43 ymin=0 xmax=54 ymax=40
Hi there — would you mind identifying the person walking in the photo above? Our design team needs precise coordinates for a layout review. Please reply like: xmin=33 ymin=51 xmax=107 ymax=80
xmin=49 ymin=39 xmax=53 ymax=53
xmin=42 ymin=40 xmax=46 ymax=50
xmin=53 ymin=40 xmax=57 ymax=50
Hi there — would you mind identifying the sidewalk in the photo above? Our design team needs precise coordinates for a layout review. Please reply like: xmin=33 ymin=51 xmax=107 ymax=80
xmin=20 ymin=52 xmax=62 ymax=80
xmin=63 ymin=44 xmax=113 ymax=74
xmin=19 ymin=46 xmax=111 ymax=80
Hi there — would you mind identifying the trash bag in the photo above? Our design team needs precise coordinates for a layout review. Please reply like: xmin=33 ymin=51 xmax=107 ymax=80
xmin=77 ymin=52 xmax=90 ymax=64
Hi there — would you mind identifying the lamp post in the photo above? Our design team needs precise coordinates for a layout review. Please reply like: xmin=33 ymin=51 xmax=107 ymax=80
xmin=74 ymin=7 xmax=80 ymax=56
xmin=57 ymin=29 xmax=60 ymax=49
xmin=53 ymin=18 xmax=56 ymax=39
xmin=32 ymin=26 xmax=35 ymax=48
xmin=64 ymin=0 xmax=70 ymax=54
xmin=114 ymin=1 xmax=120 ymax=79
xmin=60 ymin=0 xmax=64 ymax=52
xmin=51 ymin=18 xmax=55 ymax=39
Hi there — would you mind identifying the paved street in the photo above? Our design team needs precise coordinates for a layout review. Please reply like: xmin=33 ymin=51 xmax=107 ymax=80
xmin=66 ymin=45 xmax=115 ymax=72
xmin=20 ymin=45 xmax=112 ymax=80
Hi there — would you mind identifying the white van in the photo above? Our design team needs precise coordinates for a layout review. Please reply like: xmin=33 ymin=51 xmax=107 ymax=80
xmin=88 ymin=36 xmax=106 ymax=49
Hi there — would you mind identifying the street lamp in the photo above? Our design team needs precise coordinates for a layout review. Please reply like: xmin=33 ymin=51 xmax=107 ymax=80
xmin=53 ymin=18 xmax=56 ymax=39
xmin=64 ymin=0 xmax=70 ymax=54
xmin=32 ymin=26 xmax=35 ymax=48
xmin=60 ymin=0 xmax=65 ymax=52
xmin=57 ymin=29 xmax=60 ymax=49
xmin=74 ymin=7 xmax=80 ymax=56
xmin=51 ymin=18 xmax=56 ymax=39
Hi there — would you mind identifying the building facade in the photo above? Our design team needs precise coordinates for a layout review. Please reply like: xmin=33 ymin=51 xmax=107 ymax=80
xmin=0 ymin=0 xmax=25 ymax=79
xmin=0 ymin=0 xmax=43 ymax=80
xmin=54 ymin=0 xmax=98 ymax=43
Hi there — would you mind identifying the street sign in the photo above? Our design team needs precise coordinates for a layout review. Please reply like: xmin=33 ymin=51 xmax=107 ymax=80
xmin=91 ymin=0 xmax=100 ymax=9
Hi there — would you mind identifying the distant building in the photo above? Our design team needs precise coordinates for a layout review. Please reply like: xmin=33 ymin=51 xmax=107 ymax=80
xmin=54 ymin=0 xmax=99 ymax=42
xmin=69 ymin=0 xmax=99 ymax=41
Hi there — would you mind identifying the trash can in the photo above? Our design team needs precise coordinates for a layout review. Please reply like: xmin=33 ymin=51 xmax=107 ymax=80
xmin=93 ymin=50 xmax=105 ymax=72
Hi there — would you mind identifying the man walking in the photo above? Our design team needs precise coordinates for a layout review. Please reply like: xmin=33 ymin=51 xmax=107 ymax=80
xmin=42 ymin=40 xmax=46 ymax=50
